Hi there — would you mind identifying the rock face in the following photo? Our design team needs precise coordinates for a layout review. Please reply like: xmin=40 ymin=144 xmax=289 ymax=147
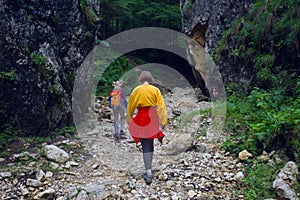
xmin=180 ymin=0 xmax=253 ymax=89
xmin=0 ymin=0 xmax=100 ymax=135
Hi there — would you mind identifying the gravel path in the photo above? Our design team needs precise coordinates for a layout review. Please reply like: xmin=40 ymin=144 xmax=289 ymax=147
xmin=0 ymin=87 xmax=246 ymax=199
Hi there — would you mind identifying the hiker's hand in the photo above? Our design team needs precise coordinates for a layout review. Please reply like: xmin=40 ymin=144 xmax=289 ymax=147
xmin=125 ymin=118 xmax=131 ymax=124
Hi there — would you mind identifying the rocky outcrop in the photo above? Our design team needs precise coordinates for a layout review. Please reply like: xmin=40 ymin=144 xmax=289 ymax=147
xmin=180 ymin=0 xmax=253 ymax=89
xmin=273 ymin=161 xmax=299 ymax=200
xmin=0 ymin=0 xmax=100 ymax=136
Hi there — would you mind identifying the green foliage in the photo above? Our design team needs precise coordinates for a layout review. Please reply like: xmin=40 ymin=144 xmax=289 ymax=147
xmin=220 ymin=2 xmax=300 ymax=191
xmin=0 ymin=124 xmax=19 ymax=152
xmin=214 ymin=0 xmax=299 ymax=90
xmin=30 ymin=52 xmax=55 ymax=81
xmin=94 ymin=55 xmax=134 ymax=96
xmin=100 ymin=0 xmax=181 ymax=38
xmin=80 ymin=0 xmax=98 ymax=26
xmin=242 ymin=162 xmax=279 ymax=199
xmin=30 ymin=52 xmax=46 ymax=67
xmin=52 ymin=85 xmax=64 ymax=96
xmin=53 ymin=126 xmax=76 ymax=136
xmin=0 ymin=70 xmax=17 ymax=82
xmin=222 ymin=85 xmax=300 ymax=163
xmin=183 ymin=0 xmax=192 ymax=11
xmin=182 ymin=0 xmax=193 ymax=17
xmin=30 ymin=52 xmax=48 ymax=78
xmin=32 ymin=136 xmax=51 ymax=144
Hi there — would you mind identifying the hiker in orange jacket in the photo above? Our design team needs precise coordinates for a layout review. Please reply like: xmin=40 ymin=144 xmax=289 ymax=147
xmin=109 ymin=80 xmax=127 ymax=142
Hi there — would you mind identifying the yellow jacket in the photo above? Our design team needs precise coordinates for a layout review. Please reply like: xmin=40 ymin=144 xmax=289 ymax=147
xmin=126 ymin=84 xmax=168 ymax=125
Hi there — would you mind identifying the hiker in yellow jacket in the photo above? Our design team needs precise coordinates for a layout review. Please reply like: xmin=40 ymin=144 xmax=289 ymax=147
xmin=126 ymin=70 xmax=168 ymax=185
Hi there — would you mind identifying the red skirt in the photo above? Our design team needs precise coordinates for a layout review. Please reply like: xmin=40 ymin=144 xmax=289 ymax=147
xmin=129 ymin=107 xmax=165 ymax=144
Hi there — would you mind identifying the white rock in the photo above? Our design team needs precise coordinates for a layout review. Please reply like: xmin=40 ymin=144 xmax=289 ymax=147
xmin=214 ymin=177 xmax=222 ymax=182
xmin=92 ymin=163 xmax=99 ymax=169
xmin=149 ymin=194 xmax=158 ymax=200
xmin=67 ymin=186 xmax=78 ymax=198
xmin=67 ymin=161 xmax=80 ymax=166
xmin=187 ymin=190 xmax=197 ymax=198
xmin=273 ymin=161 xmax=299 ymax=200
xmin=0 ymin=172 xmax=12 ymax=178
xmin=166 ymin=180 xmax=175 ymax=189
xmin=238 ymin=150 xmax=252 ymax=160
xmin=163 ymin=134 xmax=194 ymax=155
xmin=26 ymin=179 xmax=42 ymax=187
xmin=45 ymin=171 xmax=53 ymax=179
xmin=172 ymin=195 xmax=179 ymax=200
xmin=36 ymin=169 xmax=45 ymax=181
xmin=65 ymin=162 xmax=71 ymax=169
xmin=236 ymin=162 xmax=243 ymax=168
xmin=131 ymin=189 xmax=137 ymax=194
xmin=234 ymin=171 xmax=244 ymax=181
xmin=20 ymin=186 xmax=29 ymax=196
xmin=50 ymin=162 xmax=60 ymax=169
xmin=158 ymin=173 xmax=168 ymax=181
xmin=33 ymin=188 xmax=55 ymax=199
xmin=45 ymin=145 xmax=70 ymax=163
xmin=81 ymin=183 xmax=107 ymax=198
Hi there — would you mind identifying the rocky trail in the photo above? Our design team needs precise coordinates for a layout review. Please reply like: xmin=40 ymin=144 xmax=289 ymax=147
xmin=0 ymin=87 xmax=247 ymax=200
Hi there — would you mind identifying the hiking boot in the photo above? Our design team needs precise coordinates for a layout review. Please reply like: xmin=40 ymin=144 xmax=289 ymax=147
xmin=142 ymin=173 xmax=153 ymax=185
xmin=120 ymin=130 xmax=125 ymax=135
xmin=120 ymin=130 xmax=126 ymax=139
xmin=114 ymin=136 xmax=120 ymax=142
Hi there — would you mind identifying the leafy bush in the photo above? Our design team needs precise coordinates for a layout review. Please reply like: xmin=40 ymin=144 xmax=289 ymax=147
xmin=223 ymin=86 xmax=300 ymax=198
xmin=94 ymin=55 xmax=134 ymax=96
xmin=223 ymin=86 xmax=300 ymax=162
xmin=0 ymin=124 xmax=19 ymax=153
xmin=80 ymin=0 xmax=98 ymax=26
xmin=218 ymin=2 xmax=299 ymax=196
xmin=241 ymin=162 xmax=280 ymax=199
xmin=53 ymin=125 xmax=76 ymax=136
xmin=30 ymin=52 xmax=46 ymax=67
xmin=0 ymin=70 xmax=17 ymax=82
xmin=218 ymin=0 xmax=300 ymax=163
xmin=215 ymin=0 xmax=299 ymax=90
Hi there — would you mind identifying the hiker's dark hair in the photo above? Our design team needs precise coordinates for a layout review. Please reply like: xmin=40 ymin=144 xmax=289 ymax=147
xmin=138 ymin=71 xmax=154 ymax=83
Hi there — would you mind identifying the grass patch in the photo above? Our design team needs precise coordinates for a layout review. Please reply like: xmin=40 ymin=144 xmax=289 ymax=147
xmin=241 ymin=161 xmax=282 ymax=199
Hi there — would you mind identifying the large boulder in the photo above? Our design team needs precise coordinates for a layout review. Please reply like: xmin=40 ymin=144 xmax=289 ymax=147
xmin=273 ymin=161 xmax=299 ymax=200
xmin=45 ymin=144 xmax=69 ymax=163
xmin=163 ymin=133 xmax=194 ymax=155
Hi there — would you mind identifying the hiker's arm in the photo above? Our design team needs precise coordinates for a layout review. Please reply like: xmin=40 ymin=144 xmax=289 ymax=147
xmin=156 ymin=90 xmax=168 ymax=126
